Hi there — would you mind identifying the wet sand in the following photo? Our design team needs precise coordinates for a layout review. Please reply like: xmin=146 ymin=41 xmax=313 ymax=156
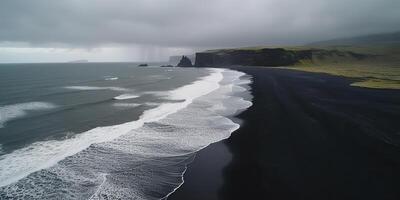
xmin=170 ymin=66 xmax=400 ymax=200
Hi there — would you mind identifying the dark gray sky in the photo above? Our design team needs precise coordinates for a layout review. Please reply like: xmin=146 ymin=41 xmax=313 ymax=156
xmin=0 ymin=0 xmax=399 ymax=62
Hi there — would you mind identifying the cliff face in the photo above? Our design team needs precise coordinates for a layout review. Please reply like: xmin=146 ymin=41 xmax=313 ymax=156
xmin=194 ymin=48 xmax=372 ymax=67
xmin=195 ymin=48 xmax=313 ymax=67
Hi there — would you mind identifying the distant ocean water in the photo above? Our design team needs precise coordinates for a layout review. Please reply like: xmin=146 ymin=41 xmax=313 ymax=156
xmin=0 ymin=63 xmax=252 ymax=199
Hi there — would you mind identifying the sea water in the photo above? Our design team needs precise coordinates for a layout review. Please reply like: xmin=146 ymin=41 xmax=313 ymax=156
xmin=0 ymin=63 xmax=252 ymax=199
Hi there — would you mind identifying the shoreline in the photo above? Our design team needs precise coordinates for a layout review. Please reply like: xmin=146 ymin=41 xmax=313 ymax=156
xmin=170 ymin=66 xmax=400 ymax=200
xmin=0 ymin=67 xmax=252 ymax=199
xmin=167 ymin=141 xmax=232 ymax=200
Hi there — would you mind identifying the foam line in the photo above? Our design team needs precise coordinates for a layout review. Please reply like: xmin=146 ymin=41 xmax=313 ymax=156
xmin=104 ymin=77 xmax=118 ymax=81
xmin=0 ymin=69 xmax=225 ymax=187
xmin=63 ymin=86 xmax=129 ymax=92
xmin=113 ymin=94 xmax=140 ymax=100
xmin=113 ymin=103 xmax=141 ymax=108
xmin=88 ymin=173 xmax=109 ymax=200
xmin=0 ymin=102 xmax=57 ymax=128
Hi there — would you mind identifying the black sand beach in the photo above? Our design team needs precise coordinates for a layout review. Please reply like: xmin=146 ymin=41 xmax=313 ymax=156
xmin=170 ymin=66 xmax=400 ymax=200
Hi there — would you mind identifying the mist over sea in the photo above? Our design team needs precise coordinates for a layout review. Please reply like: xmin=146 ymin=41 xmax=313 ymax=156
xmin=0 ymin=63 xmax=252 ymax=199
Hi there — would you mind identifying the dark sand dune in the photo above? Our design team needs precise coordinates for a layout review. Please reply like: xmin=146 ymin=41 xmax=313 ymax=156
xmin=170 ymin=66 xmax=400 ymax=200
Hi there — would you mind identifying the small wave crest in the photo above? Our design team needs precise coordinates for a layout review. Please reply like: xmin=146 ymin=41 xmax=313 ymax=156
xmin=64 ymin=86 xmax=129 ymax=92
xmin=0 ymin=68 xmax=225 ymax=188
xmin=104 ymin=76 xmax=118 ymax=81
xmin=0 ymin=68 xmax=253 ymax=199
xmin=113 ymin=103 xmax=141 ymax=108
xmin=0 ymin=102 xmax=57 ymax=128
xmin=113 ymin=94 xmax=140 ymax=100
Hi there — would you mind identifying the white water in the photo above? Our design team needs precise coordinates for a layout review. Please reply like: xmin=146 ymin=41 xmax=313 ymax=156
xmin=104 ymin=77 xmax=119 ymax=81
xmin=0 ymin=68 xmax=224 ymax=188
xmin=113 ymin=103 xmax=141 ymax=108
xmin=0 ymin=102 xmax=57 ymax=128
xmin=113 ymin=94 xmax=140 ymax=100
xmin=64 ymin=86 xmax=129 ymax=92
xmin=0 ymin=68 xmax=253 ymax=199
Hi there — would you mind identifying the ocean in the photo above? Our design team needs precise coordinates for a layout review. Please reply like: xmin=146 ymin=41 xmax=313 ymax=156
xmin=0 ymin=63 xmax=252 ymax=199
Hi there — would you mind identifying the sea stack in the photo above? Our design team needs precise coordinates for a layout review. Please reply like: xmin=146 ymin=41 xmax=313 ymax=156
xmin=177 ymin=56 xmax=193 ymax=67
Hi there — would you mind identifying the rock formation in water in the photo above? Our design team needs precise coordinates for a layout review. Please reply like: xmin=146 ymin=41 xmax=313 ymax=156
xmin=177 ymin=56 xmax=193 ymax=67
xmin=169 ymin=55 xmax=195 ymax=65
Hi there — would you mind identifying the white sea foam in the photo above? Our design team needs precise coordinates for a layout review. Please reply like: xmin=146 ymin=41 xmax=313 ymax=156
xmin=64 ymin=86 xmax=129 ymax=92
xmin=88 ymin=173 xmax=109 ymax=200
xmin=113 ymin=94 xmax=140 ymax=100
xmin=0 ymin=102 xmax=57 ymax=128
xmin=0 ymin=68 xmax=225 ymax=188
xmin=113 ymin=103 xmax=141 ymax=108
xmin=0 ymin=68 xmax=253 ymax=200
xmin=104 ymin=77 xmax=118 ymax=81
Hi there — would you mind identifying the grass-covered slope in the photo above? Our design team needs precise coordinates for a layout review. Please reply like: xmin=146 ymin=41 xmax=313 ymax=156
xmin=206 ymin=36 xmax=400 ymax=89
xmin=288 ymin=37 xmax=400 ymax=89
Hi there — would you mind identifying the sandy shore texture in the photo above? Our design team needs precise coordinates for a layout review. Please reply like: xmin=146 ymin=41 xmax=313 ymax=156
xmin=169 ymin=66 xmax=400 ymax=200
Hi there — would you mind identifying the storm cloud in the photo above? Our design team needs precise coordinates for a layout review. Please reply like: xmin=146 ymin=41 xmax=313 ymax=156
xmin=0 ymin=0 xmax=399 ymax=62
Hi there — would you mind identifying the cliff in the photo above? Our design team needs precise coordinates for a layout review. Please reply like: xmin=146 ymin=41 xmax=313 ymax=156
xmin=194 ymin=48 xmax=370 ymax=67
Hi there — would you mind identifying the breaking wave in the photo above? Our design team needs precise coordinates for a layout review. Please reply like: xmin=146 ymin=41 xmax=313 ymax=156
xmin=0 ymin=102 xmax=57 ymax=128
xmin=64 ymin=86 xmax=129 ymax=92
xmin=0 ymin=68 xmax=252 ymax=199
xmin=104 ymin=76 xmax=119 ymax=81
xmin=113 ymin=94 xmax=140 ymax=100
xmin=113 ymin=103 xmax=141 ymax=108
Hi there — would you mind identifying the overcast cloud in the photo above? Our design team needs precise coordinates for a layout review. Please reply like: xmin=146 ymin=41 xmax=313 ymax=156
xmin=0 ymin=0 xmax=399 ymax=62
